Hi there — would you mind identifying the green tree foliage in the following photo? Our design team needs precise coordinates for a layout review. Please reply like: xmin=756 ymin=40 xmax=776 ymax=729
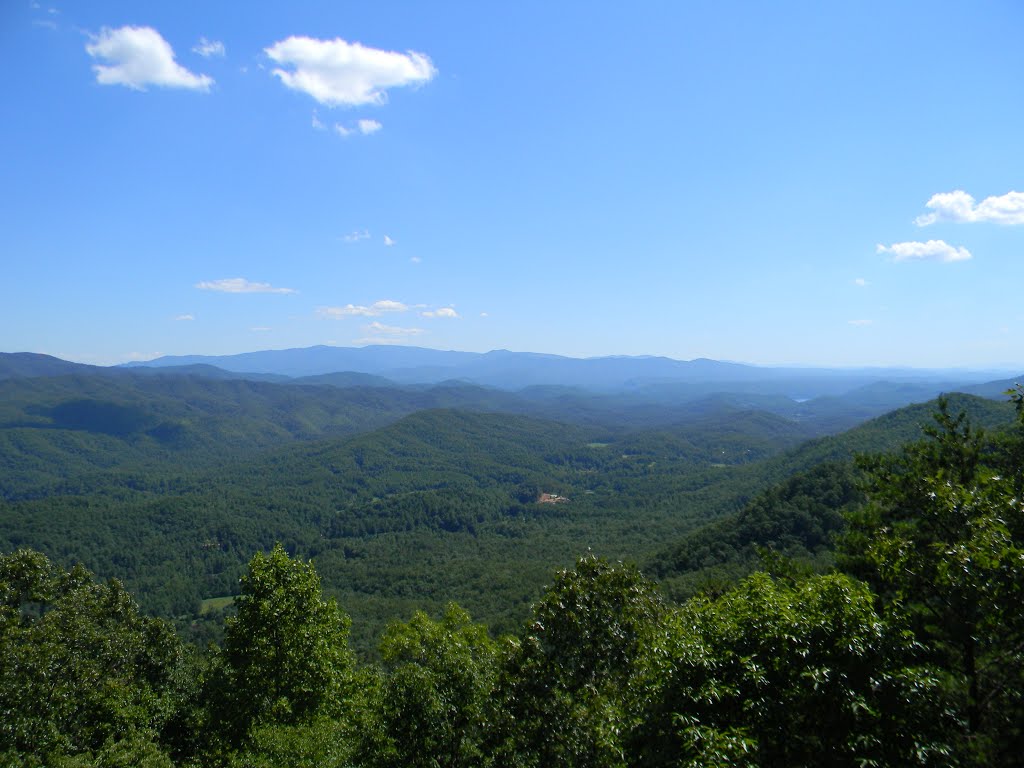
xmin=211 ymin=544 xmax=354 ymax=745
xmin=223 ymin=718 xmax=351 ymax=768
xmin=0 ymin=549 xmax=183 ymax=766
xmin=7 ymin=387 xmax=1006 ymax=655
xmin=364 ymin=603 xmax=500 ymax=768
xmin=637 ymin=572 xmax=954 ymax=767
xmin=651 ymin=460 xmax=860 ymax=598
xmin=6 ymin=383 xmax=1024 ymax=766
xmin=491 ymin=554 xmax=664 ymax=767
xmin=841 ymin=397 xmax=1024 ymax=763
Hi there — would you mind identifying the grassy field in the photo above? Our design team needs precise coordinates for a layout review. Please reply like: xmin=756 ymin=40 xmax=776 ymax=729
xmin=199 ymin=596 xmax=234 ymax=615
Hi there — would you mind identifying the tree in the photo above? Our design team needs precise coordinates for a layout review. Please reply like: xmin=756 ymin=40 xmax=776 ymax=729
xmin=636 ymin=572 xmax=954 ymax=767
xmin=366 ymin=602 xmax=500 ymax=768
xmin=0 ymin=549 xmax=183 ymax=765
xmin=212 ymin=544 xmax=353 ymax=744
xmin=491 ymin=554 xmax=665 ymax=768
xmin=840 ymin=398 xmax=1024 ymax=764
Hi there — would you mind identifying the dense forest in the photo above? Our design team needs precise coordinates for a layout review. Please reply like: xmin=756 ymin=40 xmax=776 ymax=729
xmin=2 ymin=356 xmax=1023 ymax=765
xmin=2 ymin=359 xmax=1014 ymax=647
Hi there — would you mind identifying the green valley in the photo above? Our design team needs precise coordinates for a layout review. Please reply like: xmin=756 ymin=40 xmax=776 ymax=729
xmin=3 ymin=351 xmax=1024 ymax=765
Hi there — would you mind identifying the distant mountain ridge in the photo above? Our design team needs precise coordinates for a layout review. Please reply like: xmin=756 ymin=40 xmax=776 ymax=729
xmin=2 ymin=347 xmax=1022 ymax=649
xmin=119 ymin=344 xmax=1017 ymax=394
xmin=4 ymin=351 xmax=1020 ymax=435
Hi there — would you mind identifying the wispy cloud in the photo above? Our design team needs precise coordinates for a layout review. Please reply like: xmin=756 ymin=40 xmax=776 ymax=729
xmin=174 ymin=314 xmax=194 ymax=321
xmin=250 ymin=326 xmax=272 ymax=332
xmin=368 ymin=299 xmax=407 ymax=313
xmin=312 ymin=111 xmax=326 ymax=130
xmin=421 ymin=307 xmax=459 ymax=319
xmin=848 ymin=319 xmax=873 ymax=327
xmin=192 ymin=37 xmax=225 ymax=58
xmin=876 ymin=240 xmax=972 ymax=263
xmin=383 ymin=234 xmax=396 ymax=246
xmin=264 ymin=36 xmax=436 ymax=107
xmin=915 ymin=190 xmax=1024 ymax=226
xmin=353 ymin=321 xmax=426 ymax=344
xmin=30 ymin=3 xmax=57 ymax=29
xmin=853 ymin=278 xmax=868 ymax=287
xmin=335 ymin=119 xmax=384 ymax=137
xmin=410 ymin=256 xmax=421 ymax=264
xmin=318 ymin=299 xmax=409 ymax=318
xmin=366 ymin=321 xmax=423 ymax=335
xmin=196 ymin=277 xmax=297 ymax=294
xmin=342 ymin=229 xmax=370 ymax=242
xmin=86 ymin=26 xmax=213 ymax=91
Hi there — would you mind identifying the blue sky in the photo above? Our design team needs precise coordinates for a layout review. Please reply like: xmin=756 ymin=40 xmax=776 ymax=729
xmin=3 ymin=1 xmax=1023 ymax=368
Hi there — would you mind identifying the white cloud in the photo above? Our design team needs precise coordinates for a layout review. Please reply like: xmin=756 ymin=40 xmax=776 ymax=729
xmin=319 ymin=306 xmax=367 ymax=318
xmin=196 ymin=277 xmax=297 ymax=294
xmin=264 ymin=36 xmax=436 ymax=107
xmin=318 ymin=299 xmax=409 ymax=318
xmin=383 ymin=235 xmax=396 ymax=246
xmin=353 ymin=321 xmax=426 ymax=344
xmin=251 ymin=326 xmax=272 ymax=332
xmin=915 ymin=189 xmax=1024 ymax=226
xmin=480 ymin=312 xmax=489 ymax=318
xmin=421 ymin=307 xmax=459 ymax=319
xmin=86 ymin=26 xmax=213 ymax=91
xmin=410 ymin=256 xmax=422 ymax=264
xmin=353 ymin=337 xmax=418 ymax=346
xmin=174 ymin=314 xmax=194 ymax=321
xmin=876 ymin=240 xmax=972 ymax=263
xmin=848 ymin=319 xmax=873 ymax=327
xmin=374 ymin=299 xmax=408 ymax=312
xmin=192 ymin=37 xmax=225 ymax=58
xmin=334 ymin=119 xmax=383 ymax=137
xmin=342 ymin=229 xmax=370 ymax=242
xmin=853 ymin=278 xmax=868 ymax=287
xmin=366 ymin=321 xmax=424 ymax=335
xmin=312 ymin=111 xmax=325 ymax=130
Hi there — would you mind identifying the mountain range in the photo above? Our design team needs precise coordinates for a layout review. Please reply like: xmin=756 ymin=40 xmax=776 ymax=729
xmin=2 ymin=344 xmax=1022 ymax=651
xmin=114 ymin=344 xmax=1018 ymax=395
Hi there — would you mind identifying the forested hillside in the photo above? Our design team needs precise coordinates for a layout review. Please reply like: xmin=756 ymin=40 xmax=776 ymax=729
xmin=0 ymin=357 xmax=1016 ymax=647
xmin=4 ymin=391 xmax=1024 ymax=765
xmin=3 ymin=356 xmax=1023 ymax=765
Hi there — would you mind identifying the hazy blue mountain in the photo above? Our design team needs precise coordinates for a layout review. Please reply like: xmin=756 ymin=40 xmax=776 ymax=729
xmin=121 ymin=363 xmax=292 ymax=383
xmin=9 ymin=351 xmax=1019 ymax=444
xmin=0 ymin=352 xmax=293 ymax=385
xmin=124 ymin=345 xmax=1015 ymax=395
xmin=123 ymin=345 xmax=480 ymax=379
xmin=292 ymin=371 xmax=400 ymax=388
xmin=960 ymin=375 xmax=1024 ymax=399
